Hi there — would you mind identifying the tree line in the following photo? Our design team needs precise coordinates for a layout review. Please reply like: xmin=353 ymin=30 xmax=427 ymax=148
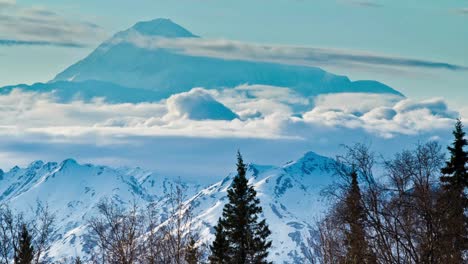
xmin=0 ymin=119 xmax=466 ymax=263
xmin=317 ymin=119 xmax=467 ymax=264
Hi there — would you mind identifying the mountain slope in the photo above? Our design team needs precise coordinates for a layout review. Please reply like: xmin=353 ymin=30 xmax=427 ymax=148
xmin=0 ymin=80 xmax=167 ymax=103
xmin=0 ymin=159 xmax=202 ymax=260
xmin=52 ymin=18 xmax=402 ymax=98
xmin=188 ymin=152 xmax=334 ymax=263
xmin=0 ymin=152 xmax=334 ymax=263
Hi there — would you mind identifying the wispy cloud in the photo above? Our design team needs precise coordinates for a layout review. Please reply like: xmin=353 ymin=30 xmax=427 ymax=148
xmin=0 ymin=39 xmax=86 ymax=48
xmin=0 ymin=2 xmax=106 ymax=47
xmin=117 ymin=34 xmax=467 ymax=72
xmin=0 ymin=0 xmax=14 ymax=8
xmin=456 ymin=8 xmax=468 ymax=15
xmin=346 ymin=1 xmax=383 ymax=8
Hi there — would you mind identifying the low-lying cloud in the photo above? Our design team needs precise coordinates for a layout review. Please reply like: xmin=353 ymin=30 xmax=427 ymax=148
xmin=0 ymin=85 xmax=462 ymax=178
xmin=0 ymin=85 xmax=459 ymax=142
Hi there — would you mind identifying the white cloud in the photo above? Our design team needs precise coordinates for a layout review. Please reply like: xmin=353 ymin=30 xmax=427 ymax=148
xmin=310 ymin=93 xmax=402 ymax=116
xmin=459 ymin=107 xmax=468 ymax=123
xmin=302 ymin=93 xmax=456 ymax=137
xmin=165 ymin=88 xmax=238 ymax=121
xmin=0 ymin=86 xmax=462 ymax=178
xmin=0 ymin=86 xmax=460 ymax=145
xmin=0 ymin=0 xmax=15 ymax=8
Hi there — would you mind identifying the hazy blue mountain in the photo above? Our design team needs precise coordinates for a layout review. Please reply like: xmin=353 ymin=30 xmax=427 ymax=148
xmin=0 ymin=80 xmax=167 ymax=103
xmin=52 ymin=18 xmax=402 ymax=98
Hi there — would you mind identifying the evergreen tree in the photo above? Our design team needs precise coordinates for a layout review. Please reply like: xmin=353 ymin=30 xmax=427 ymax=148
xmin=439 ymin=118 xmax=468 ymax=263
xmin=74 ymin=257 xmax=83 ymax=264
xmin=441 ymin=118 xmax=468 ymax=188
xmin=210 ymin=152 xmax=272 ymax=264
xmin=343 ymin=170 xmax=374 ymax=263
xmin=14 ymin=224 xmax=34 ymax=264
xmin=185 ymin=237 xmax=199 ymax=264
xmin=209 ymin=220 xmax=230 ymax=264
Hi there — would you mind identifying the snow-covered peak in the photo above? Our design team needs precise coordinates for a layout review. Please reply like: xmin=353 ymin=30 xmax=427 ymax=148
xmin=59 ymin=158 xmax=78 ymax=169
xmin=130 ymin=18 xmax=197 ymax=38
xmin=51 ymin=19 xmax=402 ymax=98
xmin=27 ymin=160 xmax=45 ymax=169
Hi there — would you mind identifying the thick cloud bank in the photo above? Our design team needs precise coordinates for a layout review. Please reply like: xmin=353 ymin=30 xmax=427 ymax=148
xmin=0 ymin=85 xmax=462 ymax=178
xmin=0 ymin=85 xmax=459 ymax=140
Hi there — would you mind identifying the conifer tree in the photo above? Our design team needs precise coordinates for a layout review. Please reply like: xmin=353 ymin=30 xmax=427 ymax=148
xmin=343 ymin=170 xmax=373 ymax=263
xmin=210 ymin=152 xmax=272 ymax=264
xmin=14 ymin=224 xmax=34 ymax=264
xmin=439 ymin=118 xmax=468 ymax=263
xmin=185 ymin=237 xmax=199 ymax=264
xmin=441 ymin=118 xmax=468 ymax=188
xmin=74 ymin=257 xmax=83 ymax=264
xmin=209 ymin=220 xmax=230 ymax=264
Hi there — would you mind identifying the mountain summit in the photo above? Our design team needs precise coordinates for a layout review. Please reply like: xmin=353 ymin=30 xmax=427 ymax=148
xmin=109 ymin=18 xmax=198 ymax=39
xmin=129 ymin=18 xmax=197 ymax=38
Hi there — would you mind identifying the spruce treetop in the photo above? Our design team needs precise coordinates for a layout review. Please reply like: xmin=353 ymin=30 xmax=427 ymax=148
xmin=441 ymin=118 xmax=468 ymax=188
xmin=210 ymin=151 xmax=271 ymax=264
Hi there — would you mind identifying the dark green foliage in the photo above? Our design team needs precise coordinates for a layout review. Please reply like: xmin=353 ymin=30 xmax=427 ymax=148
xmin=185 ymin=237 xmax=199 ymax=264
xmin=344 ymin=170 xmax=374 ymax=263
xmin=209 ymin=220 xmax=230 ymax=264
xmin=74 ymin=257 xmax=83 ymax=264
xmin=439 ymin=119 xmax=468 ymax=263
xmin=441 ymin=118 xmax=468 ymax=188
xmin=210 ymin=152 xmax=272 ymax=264
xmin=14 ymin=224 xmax=34 ymax=264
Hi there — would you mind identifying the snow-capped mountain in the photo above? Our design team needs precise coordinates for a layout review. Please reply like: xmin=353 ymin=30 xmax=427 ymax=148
xmin=0 ymin=158 xmax=202 ymax=259
xmin=0 ymin=151 xmax=335 ymax=263
xmin=0 ymin=18 xmax=398 ymax=103
xmin=52 ymin=18 xmax=399 ymax=96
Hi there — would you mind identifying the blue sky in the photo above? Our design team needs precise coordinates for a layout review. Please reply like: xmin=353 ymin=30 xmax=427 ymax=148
xmin=1 ymin=0 xmax=467 ymax=106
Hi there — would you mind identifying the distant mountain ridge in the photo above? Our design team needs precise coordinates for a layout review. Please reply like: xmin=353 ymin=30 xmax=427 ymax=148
xmin=0 ymin=152 xmax=335 ymax=263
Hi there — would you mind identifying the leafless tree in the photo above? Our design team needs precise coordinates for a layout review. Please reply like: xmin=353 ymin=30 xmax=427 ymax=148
xmin=88 ymin=199 xmax=144 ymax=264
xmin=32 ymin=201 xmax=56 ymax=264
xmin=0 ymin=205 xmax=23 ymax=264
xmin=319 ymin=142 xmax=447 ymax=264
xmin=0 ymin=202 xmax=55 ymax=264
xmin=88 ymin=182 xmax=197 ymax=264
xmin=157 ymin=182 xmax=194 ymax=264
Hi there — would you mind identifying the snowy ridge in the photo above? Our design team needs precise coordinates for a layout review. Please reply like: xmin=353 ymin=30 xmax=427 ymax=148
xmin=0 ymin=152 xmax=335 ymax=263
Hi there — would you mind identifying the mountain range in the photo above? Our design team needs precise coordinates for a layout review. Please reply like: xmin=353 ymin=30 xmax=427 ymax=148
xmin=0 ymin=152 xmax=334 ymax=263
